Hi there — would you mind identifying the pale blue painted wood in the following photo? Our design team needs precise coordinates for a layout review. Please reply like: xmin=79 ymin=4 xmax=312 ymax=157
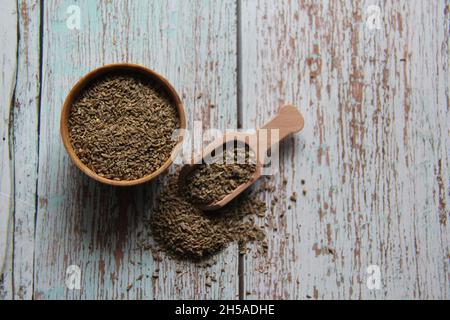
xmin=1 ymin=0 xmax=448 ymax=300
xmin=0 ymin=0 xmax=17 ymax=300
xmin=0 ymin=0 xmax=40 ymax=301
xmin=33 ymin=0 xmax=238 ymax=299
xmin=240 ymin=0 xmax=449 ymax=299
xmin=11 ymin=0 xmax=41 ymax=300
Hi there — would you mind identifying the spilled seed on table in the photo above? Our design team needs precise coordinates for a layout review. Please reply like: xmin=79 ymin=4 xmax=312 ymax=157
xmin=148 ymin=171 xmax=266 ymax=260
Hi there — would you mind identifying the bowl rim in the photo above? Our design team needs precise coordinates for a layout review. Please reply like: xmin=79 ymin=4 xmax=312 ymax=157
xmin=60 ymin=63 xmax=186 ymax=186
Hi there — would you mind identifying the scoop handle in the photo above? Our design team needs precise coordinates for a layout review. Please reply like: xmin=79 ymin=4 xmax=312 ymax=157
xmin=257 ymin=105 xmax=304 ymax=152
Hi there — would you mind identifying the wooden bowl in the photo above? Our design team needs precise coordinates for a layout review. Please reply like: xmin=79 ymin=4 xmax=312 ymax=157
xmin=60 ymin=63 xmax=186 ymax=186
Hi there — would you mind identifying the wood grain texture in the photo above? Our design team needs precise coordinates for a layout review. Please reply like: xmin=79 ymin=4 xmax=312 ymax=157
xmin=11 ymin=0 xmax=41 ymax=300
xmin=0 ymin=0 xmax=17 ymax=300
xmin=33 ymin=0 xmax=238 ymax=299
xmin=1 ymin=0 xmax=448 ymax=300
xmin=240 ymin=0 xmax=449 ymax=299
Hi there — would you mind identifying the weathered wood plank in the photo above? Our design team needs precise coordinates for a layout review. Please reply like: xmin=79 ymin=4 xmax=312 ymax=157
xmin=0 ymin=0 xmax=18 ymax=300
xmin=34 ymin=0 xmax=238 ymax=299
xmin=240 ymin=0 xmax=449 ymax=299
xmin=11 ymin=0 xmax=41 ymax=300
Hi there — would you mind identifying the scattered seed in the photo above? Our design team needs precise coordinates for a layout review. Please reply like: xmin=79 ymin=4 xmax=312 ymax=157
xmin=290 ymin=192 xmax=297 ymax=202
xmin=149 ymin=171 xmax=266 ymax=260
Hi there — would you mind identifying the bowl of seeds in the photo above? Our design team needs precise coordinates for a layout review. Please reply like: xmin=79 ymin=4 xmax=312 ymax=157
xmin=60 ymin=63 xmax=186 ymax=186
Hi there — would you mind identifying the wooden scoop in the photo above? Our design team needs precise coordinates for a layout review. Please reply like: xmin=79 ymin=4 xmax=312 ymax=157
xmin=179 ymin=105 xmax=304 ymax=210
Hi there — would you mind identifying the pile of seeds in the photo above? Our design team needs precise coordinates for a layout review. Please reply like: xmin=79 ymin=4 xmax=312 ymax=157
xmin=149 ymin=171 xmax=266 ymax=260
xmin=183 ymin=145 xmax=257 ymax=204
xmin=68 ymin=72 xmax=179 ymax=181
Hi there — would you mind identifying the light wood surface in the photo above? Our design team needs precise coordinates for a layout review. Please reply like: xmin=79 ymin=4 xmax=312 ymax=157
xmin=240 ymin=0 xmax=449 ymax=299
xmin=0 ymin=0 xmax=448 ymax=299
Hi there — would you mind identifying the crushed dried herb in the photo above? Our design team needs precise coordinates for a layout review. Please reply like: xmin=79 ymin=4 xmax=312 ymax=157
xmin=149 ymin=171 xmax=266 ymax=260
xmin=68 ymin=71 xmax=179 ymax=181
xmin=183 ymin=145 xmax=257 ymax=204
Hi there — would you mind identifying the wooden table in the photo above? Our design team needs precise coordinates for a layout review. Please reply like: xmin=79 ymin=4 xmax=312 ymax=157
xmin=0 ymin=0 xmax=448 ymax=300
